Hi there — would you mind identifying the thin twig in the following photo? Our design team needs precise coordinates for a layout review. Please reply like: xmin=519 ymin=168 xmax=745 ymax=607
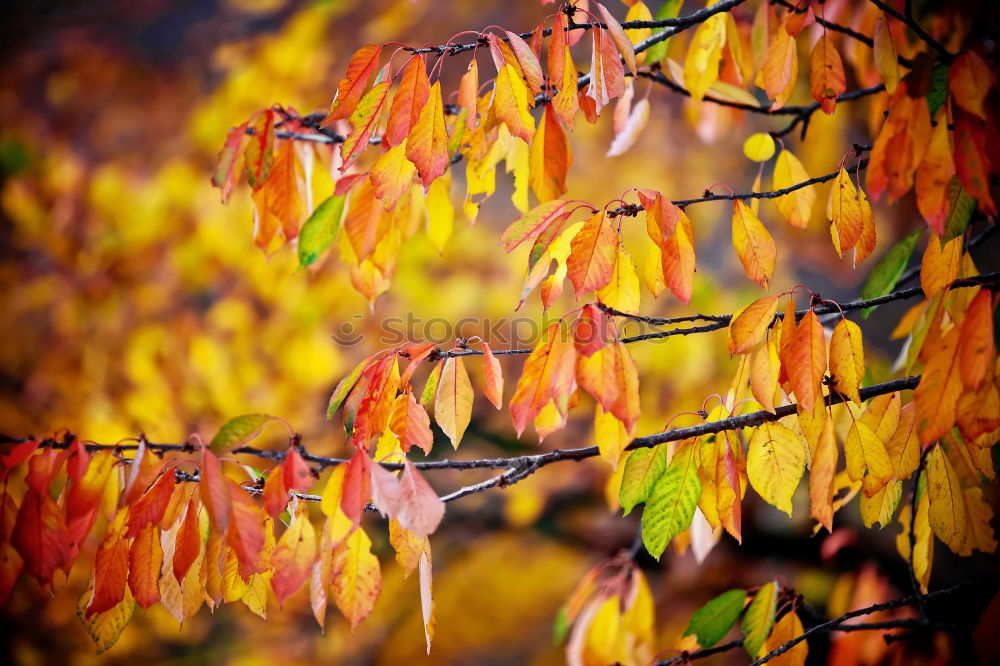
xmin=868 ymin=0 xmax=953 ymax=62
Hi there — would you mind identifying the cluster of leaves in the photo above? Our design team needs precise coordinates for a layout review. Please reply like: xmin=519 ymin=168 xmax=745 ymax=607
xmin=3 ymin=0 xmax=1000 ymax=661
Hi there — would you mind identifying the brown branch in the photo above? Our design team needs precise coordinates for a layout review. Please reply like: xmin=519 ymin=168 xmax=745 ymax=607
xmin=868 ymin=0 xmax=953 ymax=63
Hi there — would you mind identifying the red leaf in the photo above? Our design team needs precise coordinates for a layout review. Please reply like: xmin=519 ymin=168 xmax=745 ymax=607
xmin=200 ymin=447 xmax=232 ymax=533
xmin=0 ymin=438 xmax=38 ymax=480
xmin=341 ymin=450 xmax=373 ymax=526
xmin=224 ymin=478 xmax=265 ymax=579
xmin=125 ymin=467 xmax=176 ymax=537
xmin=12 ymin=489 xmax=69 ymax=586
xmin=548 ymin=12 xmax=579 ymax=128
xmin=212 ymin=121 xmax=248 ymax=203
xmin=283 ymin=447 xmax=313 ymax=493
xmin=262 ymin=464 xmax=289 ymax=518
xmin=385 ymin=55 xmax=430 ymax=147
xmin=503 ymin=30 xmax=545 ymax=96
xmin=172 ymin=499 xmax=201 ymax=583
xmin=85 ymin=519 xmax=129 ymax=617
xmin=244 ymin=109 xmax=276 ymax=190
xmin=573 ymin=303 xmax=612 ymax=357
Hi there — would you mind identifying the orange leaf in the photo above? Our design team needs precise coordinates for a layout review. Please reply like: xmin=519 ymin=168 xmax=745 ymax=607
xmin=244 ymin=109 xmax=275 ymax=189
xmin=252 ymin=138 xmax=304 ymax=248
xmin=586 ymin=23 xmax=626 ymax=116
xmin=370 ymin=142 xmax=417 ymax=211
xmin=172 ymin=499 xmax=201 ymax=583
xmin=331 ymin=527 xmax=381 ymax=630
xmin=609 ymin=341 xmax=641 ymax=433
xmin=568 ymin=210 xmax=617 ymax=298
xmin=125 ymin=467 xmax=175 ymax=537
xmin=826 ymin=167 xmax=863 ymax=257
xmin=914 ymin=327 xmax=963 ymax=445
xmin=262 ymin=464 xmax=289 ymax=518
xmin=728 ymin=296 xmax=779 ymax=355
xmin=958 ymin=289 xmax=995 ymax=390
xmin=325 ymin=45 xmax=382 ymax=125
xmin=213 ymin=122 xmax=248 ymax=203
xmin=396 ymin=460 xmax=445 ymax=539
xmin=225 ymin=478 xmax=265 ymax=579
xmin=128 ymin=524 xmax=162 ymax=610
xmin=406 ymin=81 xmax=449 ymax=189
xmin=549 ymin=13 xmax=579 ymax=128
xmin=854 ymin=187 xmax=877 ymax=266
xmin=390 ymin=390 xmax=434 ymax=454
xmin=750 ymin=330 xmax=781 ymax=413
xmin=481 ymin=342 xmax=504 ymax=410
xmin=809 ymin=34 xmax=846 ymax=114
xmin=85 ymin=516 xmax=130 ymax=617
xmin=200 ymin=447 xmax=231 ymax=533
xmin=915 ymin=116 xmax=956 ymax=235
xmin=577 ymin=344 xmax=620 ymax=413
xmin=920 ymin=234 xmax=961 ymax=298
xmin=500 ymin=199 xmax=571 ymax=252
xmin=953 ymin=108 xmax=997 ymax=215
xmin=594 ymin=2 xmax=637 ymax=75
xmin=282 ymin=447 xmax=313 ymax=494
xmin=573 ymin=302 xmax=612 ymax=357
xmin=503 ymin=30 xmax=545 ymax=96
xmin=529 ymin=105 xmax=572 ymax=202
xmin=494 ymin=63 xmax=535 ymax=143
xmin=949 ymin=51 xmax=995 ymax=120
xmin=786 ymin=310 xmax=826 ymax=413
xmin=457 ymin=58 xmax=479 ymax=130
xmin=270 ymin=503 xmax=317 ymax=607
xmin=340 ymin=76 xmax=390 ymax=171
xmin=809 ymin=415 xmax=837 ymax=532
xmin=732 ymin=200 xmax=776 ymax=288
xmin=510 ymin=322 xmax=577 ymax=437
xmin=385 ymin=55 xmax=430 ymax=147
xmin=757 ymin=19 xmax=797 ymax=110
xmin=12 ymin=489 xmax=69 ymax=586
xmin=829 ymin=318 xmax=864 ymax=404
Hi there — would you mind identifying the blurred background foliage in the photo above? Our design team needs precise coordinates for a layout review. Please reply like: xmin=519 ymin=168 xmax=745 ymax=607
xmin=0 ymin=0 xmax=996 ymax=664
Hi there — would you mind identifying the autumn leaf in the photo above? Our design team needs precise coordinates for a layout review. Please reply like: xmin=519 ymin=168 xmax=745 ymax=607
xmin=529 ymin=105 xmax=571 ymax=202
xmin=548 ymin=12 xmax=579 ymax=127
xmin=763 ymin=610 xmax=808 ymax=665
xmin=747 ymin=422 xmax=806 ymax=516
xmin=743 ymin=133 xmax=775 ymax=162
xmin=85 ymin=514 xmax=130 ymax=617
xmin=594 ymin=2 xmax=636 ymax=76
xmin=843 ymin=421 xmax=893 ymax=489
xmin=390 ymin=390 xmax=434 ymax=454
xmin=926 ymin=445 xmax=968 ymax=554
xmin=270 ymin=502 xmax=317 ymax=607
xmin=340 ymin=75 xmax=390 ymax=171
xmin=213 ymin=122 xmax=248 ymax=203
xmin=244 ymin=109 xmax=275 ymax=189
xmin=298 ymin=194 xmax=346 ymax=269
xmin=395 ymin=460 xmax=445 ymax=539
xmin=958 ymin=289 xmax=995 ymax=389
xmin=457 ymin=58 xmax=479 ymax=129
xmin=873 ymin=15 xmax=899 ymax=94
xmin=332 ymin=527 xmax=381 ymax=630
xmin=325 ymin=45 xmax=382 ymax=125
xmin=732 ymin=200 xmax=775 ymax=288
xmin=494 ymin=63 xmax=535 ymax=144
xmin=480 ymin=342 xmax=504 ymax=410
xmin=225 ymin=478 xmax=265 ymax=579
xmin=210 ymin=413 xmax=273 ymax=453
xmin=784 ymin=310 xmax=826 ymax=413
xmin=596 ymin=242 xmax=640 ymax=314
xmin=434 ymin=356 xmax=473 ymax=449
xmin=808 ymin=34 xmax=846 ymax=114
xmin=371 ymin=142 xmax=417 ymax=211
xmin=200 ymin=447 xmax=232 ymax=533
xmin=683 ymin=14 xmax=726 ymax=102
xmin=920 ymin=234 xmax=961 ymax=298
xmin=915 ymin=115 xmax=957 ymax=235
xmin=728 ymin=296 xmax=778 ymax=355
xmin=826 ymin=167 xmax=863 ymax=257
xmin=756 ymin=19 xmax=797 ymax=109
xmin=914 ymin=326 xmax=963 ymax=445
xmin=568 ymin=209 xmax=617 ymax=298
xmin=829 ymin=318 xmax=864 ymax=403
xmin=385 ymin=55 xmax=430 ymax=147
xmin=949 ymin=51 xmax=995 ymax=120
xmin=503 ymin=30 xmax=545 ymax=96
xmin=772 ymin=149 xmax=814 ymax=229
xmin=340 ymin=449 xmax=373 ymax=526
xmin=406 ymin=82 xmax=449 ymax=189
xmin=809 ymin=416 xmax=837 ymax=531
xmin=587 ymin=22 xmax=626 ymax=115
xmin=509 ymin=322 xmax=577 ymax=437
xmin=127 ymin=524 xmax=162 ymax=609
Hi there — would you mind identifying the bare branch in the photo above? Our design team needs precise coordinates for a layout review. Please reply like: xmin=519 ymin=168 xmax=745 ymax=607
xmin=868 ymin=0 xmax=953 ymax=62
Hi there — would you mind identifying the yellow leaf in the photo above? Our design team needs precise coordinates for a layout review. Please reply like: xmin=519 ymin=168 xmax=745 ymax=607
xmin=756 ymin=19 xmax=797 ymax=109
xmin=763 ymin=609 xmax=808 ymax=666
xmin=434 ymin=356 xmax=473 ymax=449
xmin=424 ymin=171 xmax=454 ymax=253
xmin=405 ymin=81 xmax=449 ymax=189
xmin=826 ymin=167 xmax=863 ymax=257
xmin=743 ymin=133 xmax=776 ymax=162
xmin=493 ymin=63 xmax=535 ymax=143
xmin=683 ymin=14 xmax=726 ymax=102
xmin=370 ymin=141 xmax=416 ymax=211
xmin=860 ymin=392 xmax=901 ymax=443
xmin=728 ymin=296 xmax=778 ymax=355
xmin=960 ymin=487 xmax=998 ymax=555
xmin=896 ymin=494 xmax=933 ymax=593
xmin=844 ymin=421 xmax=893 ymax=489
xmin=886 ymin=401 xmax=920 ymax=479
xmin=750 ymin=330 xmax=781 ymax=413
xmin=732 ymin=200 xmax=776 ymax=288
xmin=809 ymin=415 xmax=837 ymax=532
xmin=642 ymin=244 xmax=666 ymax=297
xmin=772 ymin=149 xmax=814 ymax=229
xmin=594 ymin=404 xmax=631 ymax=469
xmin=829 ymin=318 xmax=864 ymax=403
xmin=860 ymin=477 xmax=901 ymax=528
xmin=926 ymin=445 xmax=968 ymax=554
xmin=920 ymin=234 xmax=961 ymax=298
xmin=331 ymin=527 xmax=381 ymax=630
xmin=873 ymin=15 xmax=900 ymax=94
xmin=597 ymin=243 xmax=640 ymax=314
xmin=747 ymin=422 xmax=807 ymax=515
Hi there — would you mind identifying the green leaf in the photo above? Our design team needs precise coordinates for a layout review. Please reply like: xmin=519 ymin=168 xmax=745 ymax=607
xmin=741 ymin=580 xmax=778 ymax=657
xmin=926 ymin=64 xmax=949 ymax=116
xmin=644 ymin=0 xmax=682 ymax=63
xmin=326 ymin=357 xmax=370 ymax=419
xmin=943 ymin=178 xmax=975 ymax=241
xmin=860 ymin=230 xmax=921 ymax=318
xmin=552 ymin=605 xmax=569 ymax=645
xmin=297 ymin=194 xmax=346 ymax=269
xmin=641 ymin=441 xmax=701 ymax=558
xmin=421 ymin=360 xmax=444 ymax=413
xmin=210 ymin=413 xmax=273 ymax=453
xmin=683 ymin=589 xmax=748 ymax=648
xmin=619 ymin=444 xmax=668 ymax=515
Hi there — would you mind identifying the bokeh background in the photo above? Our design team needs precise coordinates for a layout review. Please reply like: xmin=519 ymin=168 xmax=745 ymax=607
xmin=1 ymin=0 xmax=997 ymax=664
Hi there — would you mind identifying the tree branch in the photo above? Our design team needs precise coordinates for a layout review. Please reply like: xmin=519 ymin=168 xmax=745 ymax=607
xmin=868 ymin=0 xmax=953 ymax=62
